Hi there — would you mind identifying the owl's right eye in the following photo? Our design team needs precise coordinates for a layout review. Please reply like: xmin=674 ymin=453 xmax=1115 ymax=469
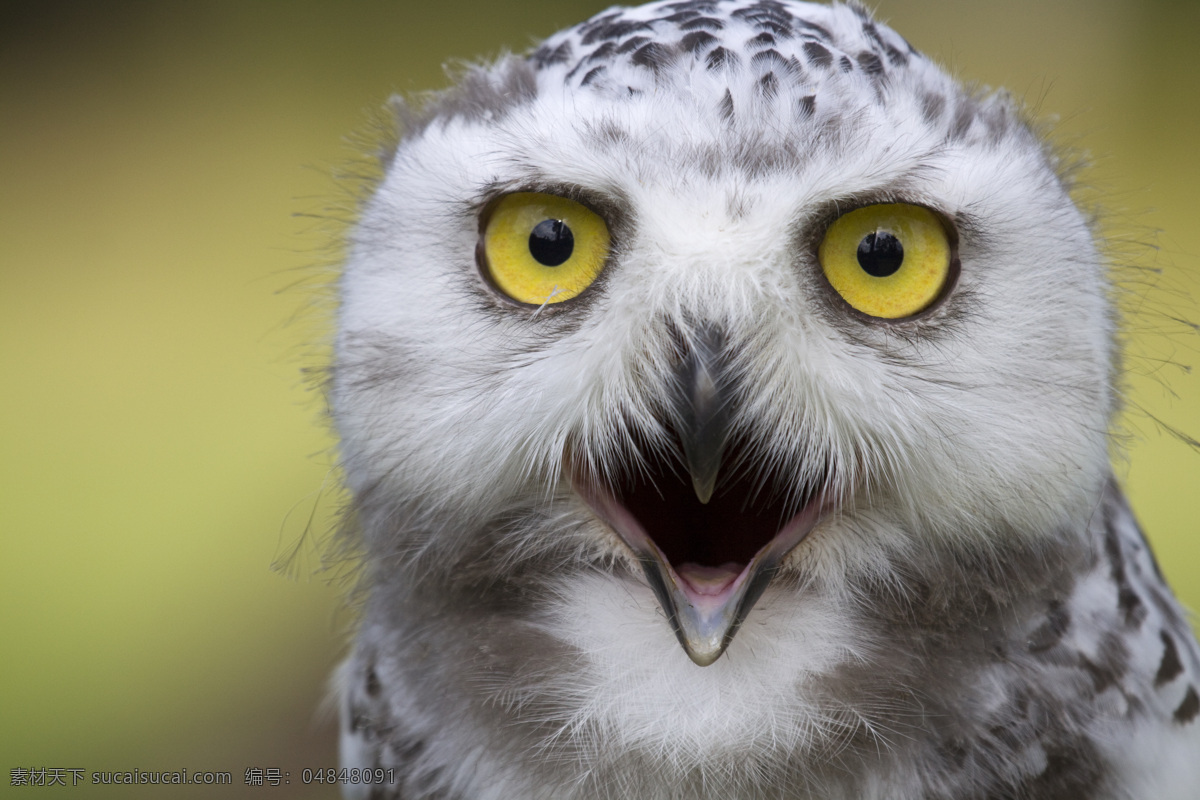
xmin=480 ymin=193 xmax=610 ymax=305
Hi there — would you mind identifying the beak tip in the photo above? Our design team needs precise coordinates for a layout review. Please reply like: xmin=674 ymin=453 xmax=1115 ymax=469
xmin=691 ymin=475 xmax=716 ymax=505
xmin=682 ymin=641 xmax=728 ymax=667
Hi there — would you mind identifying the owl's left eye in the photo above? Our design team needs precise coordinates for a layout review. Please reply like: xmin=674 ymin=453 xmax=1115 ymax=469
xmin=818 ymin=203 xmax=953 ymax=319
xmin=481 ymin=192 xmax=610 ymax=305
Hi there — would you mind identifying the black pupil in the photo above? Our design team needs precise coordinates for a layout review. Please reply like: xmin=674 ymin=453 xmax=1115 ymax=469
xmin=856 ymin=230 xmax=904 ymax=277
xmin=529 ymin=219 xmax=574 ymax=267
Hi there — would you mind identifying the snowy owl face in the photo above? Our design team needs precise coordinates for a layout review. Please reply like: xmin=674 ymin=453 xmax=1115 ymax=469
xmin=334 ymin=0 xmax=1114 ymax=666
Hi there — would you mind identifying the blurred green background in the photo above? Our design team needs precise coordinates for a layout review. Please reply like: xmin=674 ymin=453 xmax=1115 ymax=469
xmin=1 ymin=1 xmax=1196 ymax=796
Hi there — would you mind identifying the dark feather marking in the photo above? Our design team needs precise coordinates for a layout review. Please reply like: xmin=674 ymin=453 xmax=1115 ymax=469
xmin=706 ymin=46 xmax=739 ymax=71
xmin=679 ymin=16 xmax=725 ymax=31
xmin=793 ymin=18 xmax=833 ymax=40
xmin=862 ymin=18 xmax=909 ymax=67
xmin=660 ymin=10 xmax=703 ymax=23
xmin=749 ymin=48 xmax=800 ymax=80
xmin=731 ymin=2 xmax=794 ymax=38
xmin=980 ymin=101 xmax=1013 ymax=145
xmin=576 ymin=10 xmax=619 ymax=40
xmin=949 ymin=99 xmax=977 ymax=141
xmin=719 ymin=88 xmax=735 ymax=122
xmin=580 ymin=16 xmax=654 ymax=46
xmin=921 ymin=92 xmax=946 ymax=125
xmin=1145 ymin=578 xmax=1191 ymax=636
xmin=1076 ymin=631 xmax=1130 ymax=695
xmin=882 ymin=42 xmax=910 ymax=67
xmin=856 ymin=50 xmax=884 ymax=76
xmin=749 ymin=18 xmax=791 ymax=37
xmin=1157 ymin=630 xmax=1184 ymax=686
xmin=680 ymin=30 xmax=718 ymax=55
xmin=747 ymin=32 xmax=776 ymax=48
xmin=631 ymin=41 xmax=674 ymax=72
xmin=757 ymin=71 xmax=778 ymax=99
xmin=585 ymin=118 xmax=630 ymax=149
xmin=839 ymin=55 xmax=854 ymax=72
xmin=664 ymin=0 xmax=720 ymax=12
xmin=803 ymin=41 xmax=833 ymax=68
xmin=796 ymin=94 xmax=816 ymax=118
xmin=1023 ymin=745 xmax=1105 ymax=799
xmin=1142 ymin=530 xmax=1169 ymax=583
xmin=750 ymin=48 xmax=784 ymax=68
xmin=580 ymin=66 xmax=606 ymax=87
xmin=564 ymin=57 xmax=586 ymax=82
xmin=530 ymin=40 xmax=572 ymax=68
xmin=584 ymin=41 xmax=617 ymax=64
xmin=847 ymin=1 xmax=872 ymax=21
xmin=1103 ymin=509 xmax=1147 ymax=627
xmin=1118 ymin=585 xmax=1147 ymax=627
xmin=1176 ymin=686 xmax=1200 ymax=725
xmin=1026 ymin=600 xmax=1070 ymax=653
xmin=616 ymin=35 xmax=651 ymax=54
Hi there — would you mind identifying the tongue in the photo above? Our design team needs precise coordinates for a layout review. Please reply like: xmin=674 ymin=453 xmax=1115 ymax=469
xmin=673 ymin=561 xmax=753 ymax=622
xmin=676 ymin=562 xmax=742 ymax=595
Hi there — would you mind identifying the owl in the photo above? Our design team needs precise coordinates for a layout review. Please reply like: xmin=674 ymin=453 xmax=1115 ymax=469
xmin=328 ymin=1 xmax=1200 ymax=798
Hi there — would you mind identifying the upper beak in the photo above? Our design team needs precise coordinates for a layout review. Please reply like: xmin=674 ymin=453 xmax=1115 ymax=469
xmin=672 ymin=324 xmax=733 ymax=505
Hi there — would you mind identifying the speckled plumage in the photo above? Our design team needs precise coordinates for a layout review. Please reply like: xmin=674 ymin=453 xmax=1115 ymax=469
xmin=330 ymin=2 xmax=1200 ymax=798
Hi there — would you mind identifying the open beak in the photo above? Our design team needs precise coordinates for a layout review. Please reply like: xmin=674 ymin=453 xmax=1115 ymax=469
xmin=570 ymin=325 xmax=830 ymax=666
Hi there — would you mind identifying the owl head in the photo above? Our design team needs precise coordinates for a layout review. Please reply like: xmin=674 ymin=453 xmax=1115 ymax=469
xmin=332 ymin=0 xmax=1114 ymax=666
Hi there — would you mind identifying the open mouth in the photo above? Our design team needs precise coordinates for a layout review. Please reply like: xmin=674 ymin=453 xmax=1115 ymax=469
xmin=619 ymin=440 xmax=815 ymax=580
xmin=571 ymin=443 xmax=828 ymax=666
xmin=568 ymin=324 xmax=833 ymax=666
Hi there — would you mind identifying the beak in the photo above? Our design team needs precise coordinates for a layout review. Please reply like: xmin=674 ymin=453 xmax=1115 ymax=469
xmin=570 ymin=324 xmax=828 ymax=667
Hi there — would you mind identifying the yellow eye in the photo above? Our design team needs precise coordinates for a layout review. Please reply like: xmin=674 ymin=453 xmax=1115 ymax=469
xmin=481 ymin=193 xmax=610 ymax=305
xmin=818 ymin=203 xmax=952 ymax=319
